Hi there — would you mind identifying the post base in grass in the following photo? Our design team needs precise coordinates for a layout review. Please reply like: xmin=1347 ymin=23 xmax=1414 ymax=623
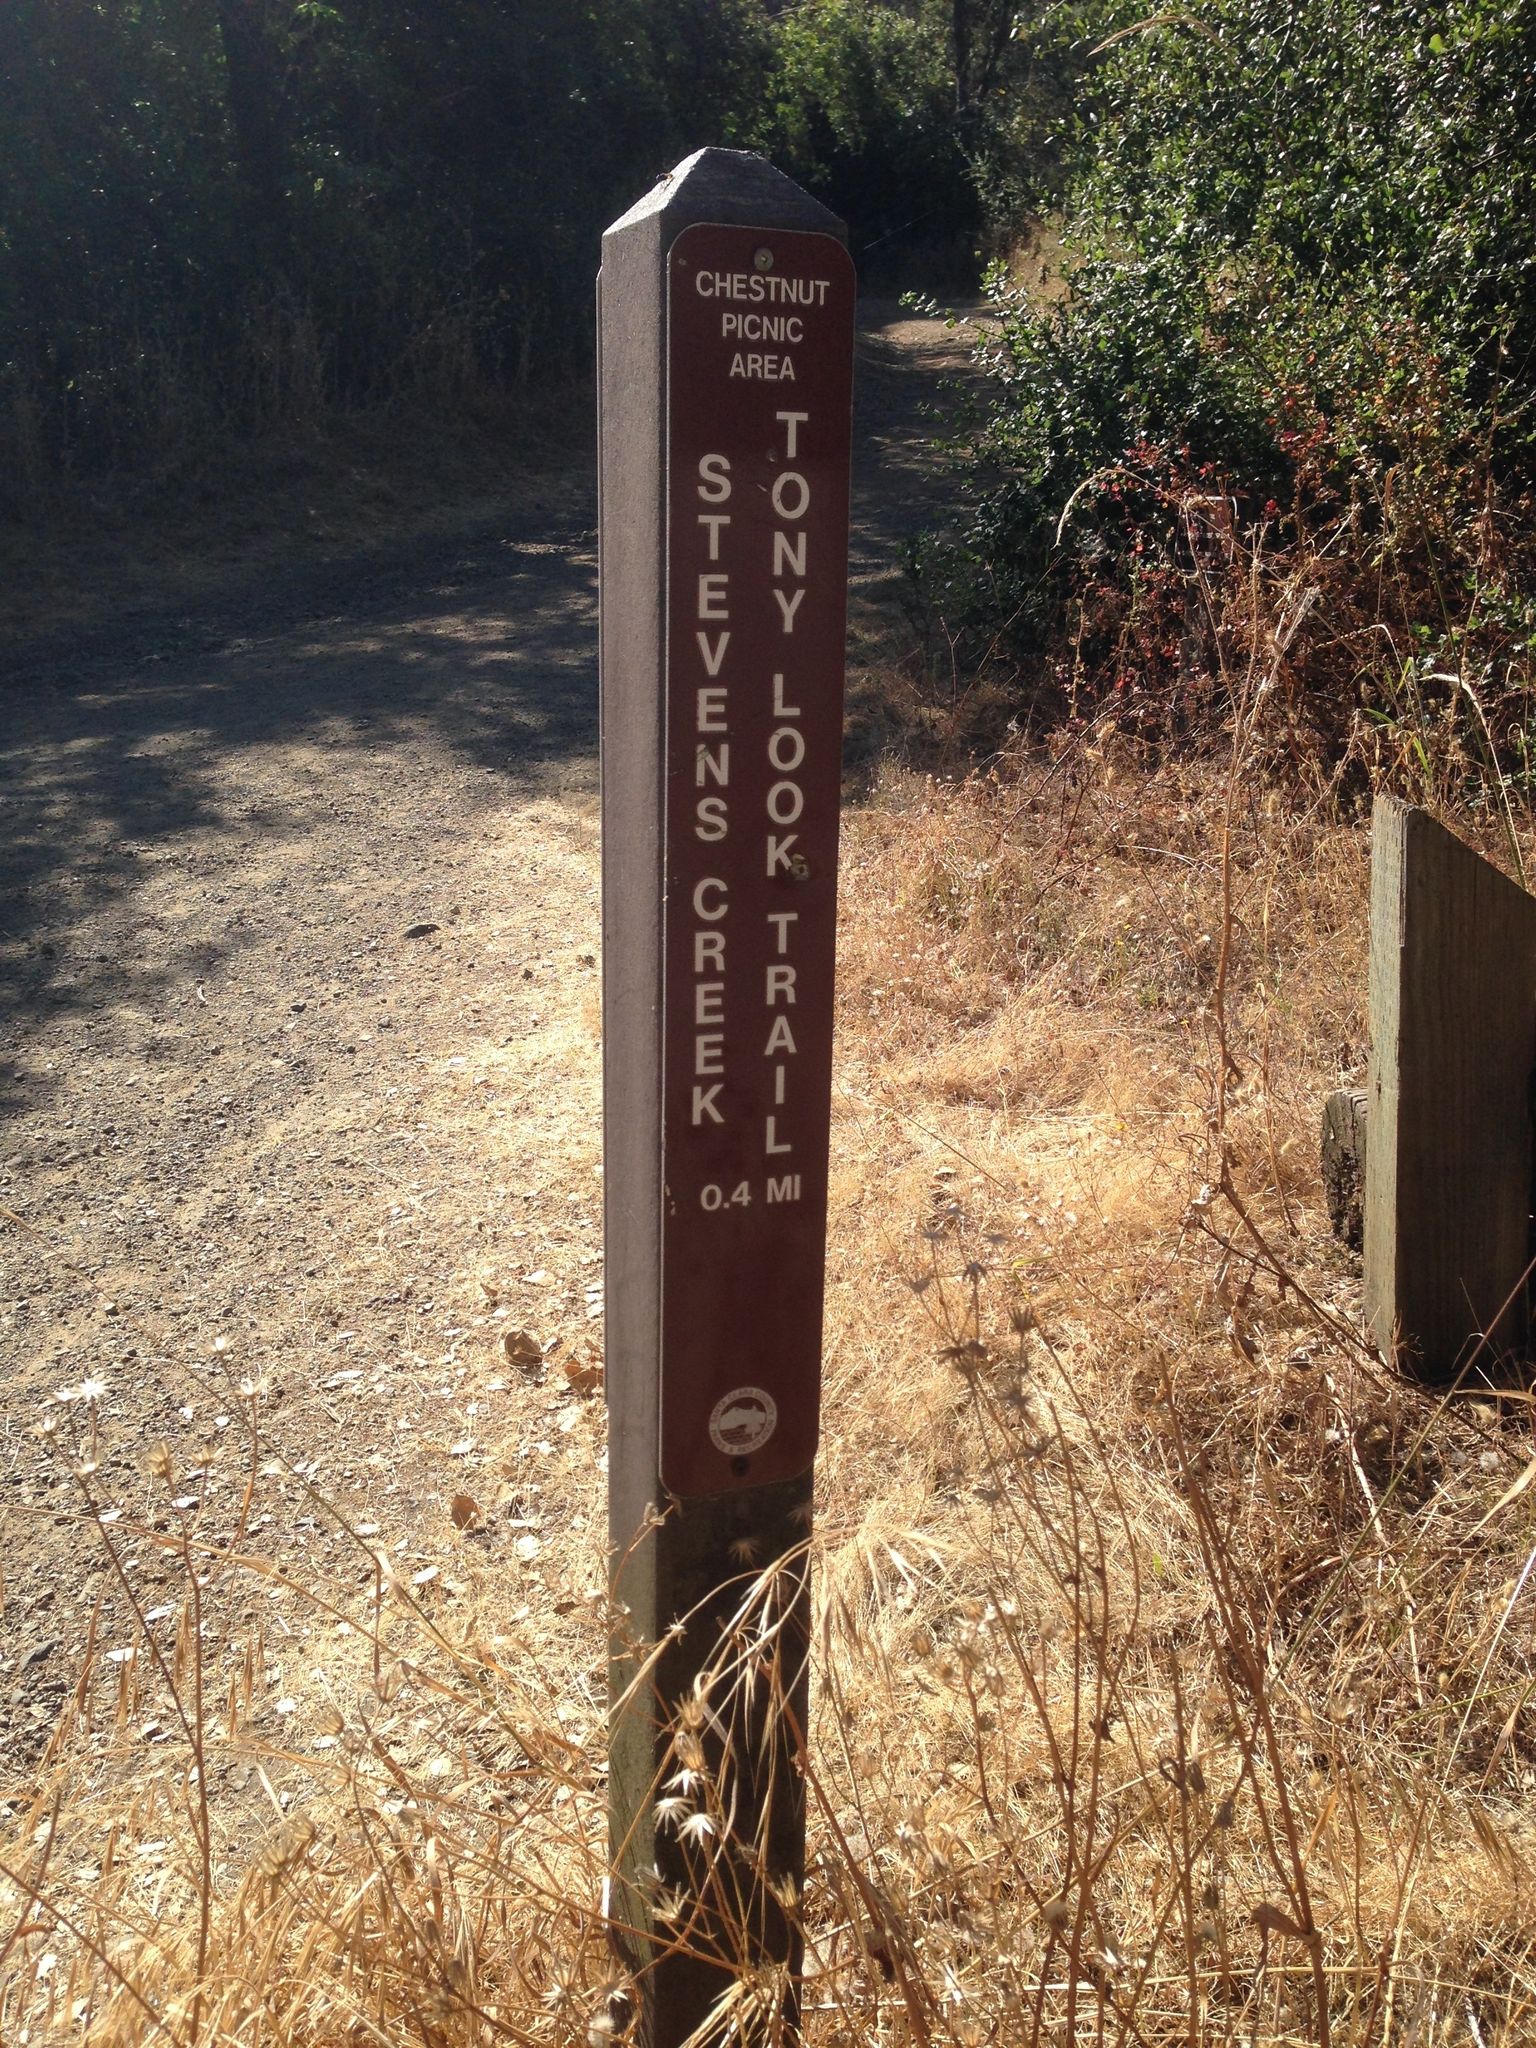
xmin=608 ymin=1472 xmax=813 ymax=2046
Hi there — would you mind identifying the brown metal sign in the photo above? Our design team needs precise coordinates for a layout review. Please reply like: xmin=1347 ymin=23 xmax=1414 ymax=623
xmin=658 ymin=220 xmax=855 ymax=1497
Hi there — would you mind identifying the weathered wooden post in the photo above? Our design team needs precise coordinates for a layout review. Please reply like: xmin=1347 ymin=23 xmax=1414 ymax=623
xmin=1364 ymin=798 xmax=1536 ymax=1379
xmin=1321 ymin=1087 xmax=1367 ymax=1251
xmin=598 ymin=150 xmax=855 ymax=2043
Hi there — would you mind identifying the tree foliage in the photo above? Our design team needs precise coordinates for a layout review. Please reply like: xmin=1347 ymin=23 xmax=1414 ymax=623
xmin=0 ymin=0 xmax=1040 ymax=502
xmin=0 ymin=1 xmax=679 ymax=490
xmin=744 ymin=2 xmax=976 ymax=265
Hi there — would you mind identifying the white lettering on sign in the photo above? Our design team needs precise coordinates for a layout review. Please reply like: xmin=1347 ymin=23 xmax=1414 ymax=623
xmin=688 ymin=442 xmax=738 ymax=1106
xmin=694 ymin=460 xmax=734 ymax=847
xmin=696 ymin=687 xmax=727 ymax=732
xmin=691 ymin=896 xmax=728 ymax=1045
xmin=705 ymin=278 xmax=826 ymax=381
xmin=696 ymin=272 xmax=832 ymax=305
xmin=693 ymin=1084 xmax=724 ymax=1125
xmin=771 ymin=472 xmax=810 ymax=521
xmin=767 ymin=781 xmax=804 ymax=825
xmin=696 ymin=1032 xmax=724 ymax=1075
xmin=773 ymin=531 xmax=807 ymax=579
xmin=698 ymin=453 xmax=731 ymax=501
xmin=772 ymin=671 xmax=801 ymax=718
xmin=677 ymin=396 xmax=834 ymax=1182
xmin=695 ymin=795 xmax=727 ymax=841
xmin=729 ymin=353 xmax=796 ymax=382
xmin=773 ymin=588 xmax=805 ymax=633
xmin=720 ymin=313 xmax=804 ymax=343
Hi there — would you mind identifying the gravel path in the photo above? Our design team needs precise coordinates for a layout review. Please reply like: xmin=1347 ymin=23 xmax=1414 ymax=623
xmin=0 ymin=303 xmax=978 ymax=1778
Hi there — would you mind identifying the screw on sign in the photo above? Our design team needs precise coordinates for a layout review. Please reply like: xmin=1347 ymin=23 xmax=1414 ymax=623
xmin=599 ymin=153 xmax=854 ymax=2046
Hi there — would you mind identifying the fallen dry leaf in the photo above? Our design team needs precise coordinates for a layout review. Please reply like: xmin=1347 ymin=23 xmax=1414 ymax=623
xmin=562 ymin=1353 xmax=603 ymax=1397
xmin=450 ymin=1492 xmax=483 ymax=1532
xmin=502 ymin=1328 xmax=543 ymax=1372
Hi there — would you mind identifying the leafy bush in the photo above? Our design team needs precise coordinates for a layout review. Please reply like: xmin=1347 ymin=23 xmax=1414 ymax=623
xmin=744 ymin=0 xmax=979 ymax=275
xmin=926 ymin=0 xmax=1536 ymax=789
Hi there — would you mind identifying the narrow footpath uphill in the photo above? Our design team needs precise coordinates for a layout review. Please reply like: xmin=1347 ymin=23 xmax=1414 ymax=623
xmin=0 ymin=306 xmax=974 ymax=1785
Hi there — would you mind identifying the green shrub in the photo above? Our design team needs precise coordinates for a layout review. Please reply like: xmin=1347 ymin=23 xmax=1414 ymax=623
xmin=925 ymin=0 xmax=1536 ymax=785
xmin=744 ymin=0 xmax=978 ymax=274
xmin=741 ymin=0 xmax=1081 ymax=279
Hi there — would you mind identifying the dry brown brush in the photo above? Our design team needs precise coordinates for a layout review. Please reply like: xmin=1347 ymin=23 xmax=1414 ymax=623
xmin=5 ymin=735 xmax=1536 ymax=2043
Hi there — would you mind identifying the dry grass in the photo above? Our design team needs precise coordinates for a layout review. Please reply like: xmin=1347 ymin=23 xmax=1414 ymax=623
xmin=5 ymin=736 xmax=1536 ymax=2044
xmin=817 ymin=745 xmax=1536 ymax=2044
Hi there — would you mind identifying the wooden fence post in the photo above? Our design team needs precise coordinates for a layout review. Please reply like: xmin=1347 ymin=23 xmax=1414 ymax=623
xmin=1364 ymin=798 xmax=1536 ymax=1379
xmin=598 ymin=150 xmax=855 ymax=2044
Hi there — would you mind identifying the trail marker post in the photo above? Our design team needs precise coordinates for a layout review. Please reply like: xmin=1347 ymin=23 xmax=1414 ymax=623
xmin=598 ymin=151 xmax=855 ymax=2043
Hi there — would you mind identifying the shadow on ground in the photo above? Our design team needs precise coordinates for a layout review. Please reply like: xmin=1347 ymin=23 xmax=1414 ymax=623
xmin=1 ymin=298 xmax=981 ymax=1127
xmin=1 ymin=538 xmax=598 ymax=1122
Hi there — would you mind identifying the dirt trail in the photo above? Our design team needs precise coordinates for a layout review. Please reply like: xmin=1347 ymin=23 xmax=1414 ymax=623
xmin=0 ymin=304 xmax=978 ymax=1776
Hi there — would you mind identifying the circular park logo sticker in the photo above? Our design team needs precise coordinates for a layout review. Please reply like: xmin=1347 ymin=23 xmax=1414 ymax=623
xmin=708 ymin=1387 xmax=778 ymax=1458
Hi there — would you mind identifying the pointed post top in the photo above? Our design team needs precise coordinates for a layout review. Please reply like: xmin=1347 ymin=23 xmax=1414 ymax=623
xmin=604 ymin=147 xmax=845 ymax=245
